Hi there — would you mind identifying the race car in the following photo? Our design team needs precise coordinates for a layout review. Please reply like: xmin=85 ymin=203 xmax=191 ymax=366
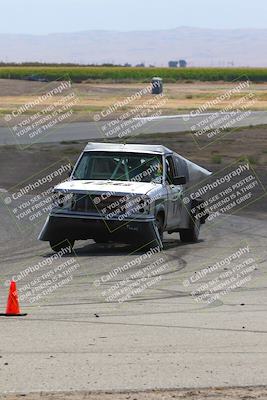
xmin=38 ymin=142 xmax=211 ymax=251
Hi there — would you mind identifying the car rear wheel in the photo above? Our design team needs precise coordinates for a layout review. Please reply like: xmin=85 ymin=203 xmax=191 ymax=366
xmin=180 ymin=218 xmax=200 ymax=243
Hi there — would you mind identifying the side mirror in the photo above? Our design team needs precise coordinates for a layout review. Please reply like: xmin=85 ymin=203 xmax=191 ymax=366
xmin=172 ymin=176 xmax=186 ymax=185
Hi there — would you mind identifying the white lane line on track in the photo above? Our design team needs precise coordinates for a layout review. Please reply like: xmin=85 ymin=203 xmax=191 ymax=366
xmin=132 ymin=112 xmax=235 ymax=121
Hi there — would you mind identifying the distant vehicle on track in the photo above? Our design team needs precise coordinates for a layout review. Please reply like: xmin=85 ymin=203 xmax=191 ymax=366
xmin=151 ymin=77 xmax=163 ymax=94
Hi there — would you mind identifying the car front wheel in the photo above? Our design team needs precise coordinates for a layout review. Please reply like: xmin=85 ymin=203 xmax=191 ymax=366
xmin=155 ymin=213 xmax=164 ymax=240
xmin=49 ymin=239 xmax=75 ymax=253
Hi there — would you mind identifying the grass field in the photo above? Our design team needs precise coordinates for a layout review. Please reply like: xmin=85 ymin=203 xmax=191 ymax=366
xmin=1 ymin=66 xmax=267 ymax=82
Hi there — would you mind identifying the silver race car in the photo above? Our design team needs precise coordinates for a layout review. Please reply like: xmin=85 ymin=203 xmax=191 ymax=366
xmin=39 ymin=143 xmax=211 ymax=251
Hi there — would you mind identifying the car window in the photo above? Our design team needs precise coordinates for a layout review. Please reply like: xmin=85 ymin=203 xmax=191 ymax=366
xmin=174 ymin=156 xmax=189 ymax=182
xmin=73 ymin=152 xmax=163 ymax=183
xmin=165 ymin=156 xmax=176 ymax=184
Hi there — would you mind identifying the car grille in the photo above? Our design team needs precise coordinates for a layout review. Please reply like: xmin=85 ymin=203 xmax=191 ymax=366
xmin=71 ymin=193 xmax=130 ymax=216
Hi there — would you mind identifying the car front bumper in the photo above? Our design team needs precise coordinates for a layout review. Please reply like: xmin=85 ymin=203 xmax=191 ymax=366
xmin=38 ymin=212 xmax=162 ymax=247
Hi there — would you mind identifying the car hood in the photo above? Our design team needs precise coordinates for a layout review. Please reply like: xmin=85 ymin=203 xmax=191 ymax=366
xmin=54 ymin=179 xmax=161 ymax=196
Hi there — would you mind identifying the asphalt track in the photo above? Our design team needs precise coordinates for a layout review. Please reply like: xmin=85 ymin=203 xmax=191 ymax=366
xmin=0 ymin=111 xmax=267 ymax=145
xmin=0 ymin=111 xmax=267 ymax=394
xmin=0 ymin=198 xmax=266 ymax=393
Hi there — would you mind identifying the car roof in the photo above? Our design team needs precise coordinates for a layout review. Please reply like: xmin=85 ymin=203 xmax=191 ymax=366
xmin=84 ymin=142 xmax=173 ymax=156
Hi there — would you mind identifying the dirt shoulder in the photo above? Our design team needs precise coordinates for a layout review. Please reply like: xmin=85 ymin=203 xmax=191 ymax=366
xmin=2 ymin=386 xmax=267 ymax=400
xmin=1 ymin=80 xmax=267 ymax=126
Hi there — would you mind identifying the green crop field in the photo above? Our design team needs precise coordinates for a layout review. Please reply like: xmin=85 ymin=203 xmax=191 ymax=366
xmin=1 ymin=66 xmax=267 ymax=82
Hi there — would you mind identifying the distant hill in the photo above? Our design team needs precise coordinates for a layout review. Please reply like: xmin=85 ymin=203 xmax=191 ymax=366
xmin=0 ymin=27 xmax=267 ymax=67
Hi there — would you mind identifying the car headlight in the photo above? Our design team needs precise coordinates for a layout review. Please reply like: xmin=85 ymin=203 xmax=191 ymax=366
xmin=119 ymin=194 xmax=150 ymax=216
xmin=138 ymin=195 xmax=150 ymax=214
xmin=52 ymin=191 xmax=73 ymax=209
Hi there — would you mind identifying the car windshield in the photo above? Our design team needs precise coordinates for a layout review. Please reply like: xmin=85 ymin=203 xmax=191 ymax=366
xmin=72 ymin=151 xmax=163 ymax=183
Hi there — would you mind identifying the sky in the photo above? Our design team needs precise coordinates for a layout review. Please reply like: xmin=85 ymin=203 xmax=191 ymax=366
xmin=1 ymin=0 xmax=267 ymax=34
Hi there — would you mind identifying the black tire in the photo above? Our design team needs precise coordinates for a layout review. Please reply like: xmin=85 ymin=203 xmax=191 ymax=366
xmin=49 ymin=239 xmax=75 ymax=253
xmin=180 ymin=218 xmax=200 ymax=243
xmin=155 ymin=213 xmax=164 ymax=242
xmin=93 ymin=237 xmax=109 ymax=244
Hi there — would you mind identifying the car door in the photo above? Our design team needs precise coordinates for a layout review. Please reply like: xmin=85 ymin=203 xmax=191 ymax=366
xmin=165 ymin=156 xmax=183 ymax=228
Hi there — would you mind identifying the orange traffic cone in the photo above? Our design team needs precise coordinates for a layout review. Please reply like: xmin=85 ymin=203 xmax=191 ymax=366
xmin=0 ymin=281 xmax=27 ymax=317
